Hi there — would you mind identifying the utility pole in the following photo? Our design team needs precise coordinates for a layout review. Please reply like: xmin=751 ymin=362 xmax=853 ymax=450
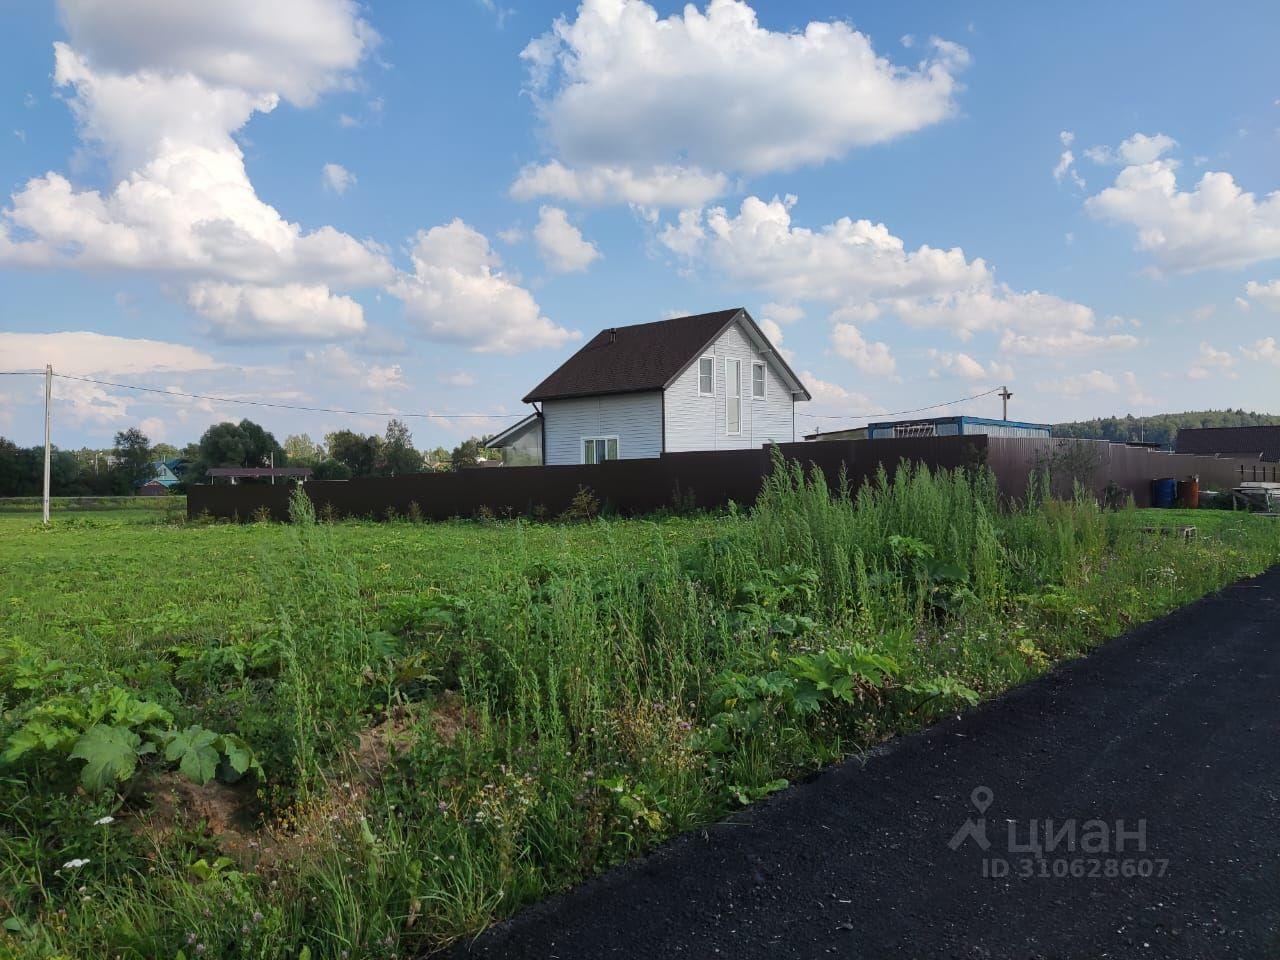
xmin=42 ymin=364 xmax=52 ymax=526
xmin=998 ymin=385 xmax=1013 ymax=421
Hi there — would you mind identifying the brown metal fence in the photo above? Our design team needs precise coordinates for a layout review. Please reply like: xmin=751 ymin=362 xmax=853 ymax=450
xmin=186 ymin=435 xmax=1271 ymax=522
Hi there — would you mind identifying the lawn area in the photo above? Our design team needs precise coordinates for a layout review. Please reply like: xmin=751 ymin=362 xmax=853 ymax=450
xmin=3 ymin=467 xmax=1279 ymax=958
xmin=0 ymin=501 xmax=720 ymax=662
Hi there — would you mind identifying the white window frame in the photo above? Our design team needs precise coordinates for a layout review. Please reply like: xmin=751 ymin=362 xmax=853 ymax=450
xmin=751 ymin=361 xmax=766 ymax=401
xmin=697 ymin=355 xmax=715 ymax=397
xmin=581 ymin=436 xmax=620 ymax=464
xmin=725 ymin=358 xmax=742 ymax=435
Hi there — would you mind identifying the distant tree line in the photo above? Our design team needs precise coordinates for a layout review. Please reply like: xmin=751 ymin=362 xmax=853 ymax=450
xmin=0 ymin=428 xmax=158 ymax=497
xmin=1053 ymin=409 xmax=1280 ymax=448
xmin=0 ymin=416 xmax=499 ymax=496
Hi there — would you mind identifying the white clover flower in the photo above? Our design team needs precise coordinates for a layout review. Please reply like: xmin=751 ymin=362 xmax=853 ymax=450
xmin=62 ymin=858 xmax=90 ymax=870
xmin=93 ymin=816 xmax=115 ymax=826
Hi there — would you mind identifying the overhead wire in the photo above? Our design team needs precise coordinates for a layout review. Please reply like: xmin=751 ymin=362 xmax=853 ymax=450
xmin=1 ymin=372 xmax=1006 ymax=425
xmin=0 ymin=370 xmax=507 ymax=419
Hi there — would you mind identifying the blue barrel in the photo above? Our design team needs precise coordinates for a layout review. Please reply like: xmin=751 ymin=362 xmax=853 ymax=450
xmin=1151 ymin=477 xmax=1177 ymax=508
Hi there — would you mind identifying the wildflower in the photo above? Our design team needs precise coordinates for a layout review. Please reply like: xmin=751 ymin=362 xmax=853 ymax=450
xmin=93 ymin=815 xmax=115 ymax=826
xmin=195 ymin=944 xmax=207 ymax=955
xmin=437 ymin=801 xmax=448 ymax=812
xmin=252 ymin=911 xmax=264 ymax=923
xmin=61 ymin=858 xmax=90 ymax=870
xmin=187 ymin=933 xmax=198 ymax=945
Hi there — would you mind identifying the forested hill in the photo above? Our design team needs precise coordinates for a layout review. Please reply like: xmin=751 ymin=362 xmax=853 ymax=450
xmin=1053 ymin=410 xmax=1280 ymax=448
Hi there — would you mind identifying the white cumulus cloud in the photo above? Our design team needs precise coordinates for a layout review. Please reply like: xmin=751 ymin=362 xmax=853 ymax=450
xmin=798 ymin=371 xmax=884 ymax=419
xmin=322 ymin=162 xmax=356 ymax=194
xmin=533 ymin=205 xmax=601 ymax=273
xmin=1242 ymin=337 xmax=1280 ymax=366
xmin=1083 ymin=132 xmax=1177 ymax=166
xmin=1035 ymin=370 xmax=1120 ymax=396
xmin=929 ymin=350 xmax=1010 ymax=381
xmin=1244 ymin=279 xmax=1280 ymax=311
xmin=0 ymin=330 xmax=219 ymax=376
xmin=302 ymin=344 xmax=406 ymax=394
xmin=999 ymin=329 xmax=1140 ymax=356
xmin=0 ymin=330 xmax=221 ymax=425
xmin=56 ymin=0 xmax=377 ymax=105
xmin=829 ymin=318 xmax=895 ymax=377
xmin=187 ymin=282 xmax=365 ymax=342
xmin=392 ymin=219 xmax=580 ymax=354
xmin=516 ymin=0 xmax=968 ymax=205
xmin=661 ymin=196 xmax=1119 ymax=352
xmin=1085 ymin=137 xmax=1280 ymax=272
xmin=0 ymin=1 xmax=389 ymax=344
xmin=511 ymin=160 xmax=727 ymax=208
xmin=1187 ymin=341 xmax=1237 ymax=380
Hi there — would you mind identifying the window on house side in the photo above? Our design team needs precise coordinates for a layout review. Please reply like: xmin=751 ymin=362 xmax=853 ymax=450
xmin=582 ymin=437 xmax=619 ymax=464
xmin=698 ymin=356 xmax=714 ymax=395
xmin=726 ymin=359 xmax=741 ymax=434
xmin=752 ymin=362 xmax=766 ymax=400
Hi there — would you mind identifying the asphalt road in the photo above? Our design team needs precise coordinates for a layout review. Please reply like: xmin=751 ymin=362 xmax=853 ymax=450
xmin=457 ymin=566 xmax=1280 ymax=960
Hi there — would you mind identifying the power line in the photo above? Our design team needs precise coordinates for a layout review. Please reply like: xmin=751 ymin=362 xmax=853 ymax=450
xmin=2 ymin=371 xmax=1005 ymax=426
xmin=0 ymin=370 xmax=508 ymax=420
xmin=799 ymin=386 xmax=1003 ymax=423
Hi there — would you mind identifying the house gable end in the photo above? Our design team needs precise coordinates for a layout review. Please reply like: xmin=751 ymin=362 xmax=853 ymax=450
xmin=661 ymin=310 xmax=810 ymax=400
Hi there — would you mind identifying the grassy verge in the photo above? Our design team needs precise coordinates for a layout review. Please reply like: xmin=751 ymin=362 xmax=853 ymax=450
xmin=0 ymin=496 xmax=185 ymax=512
xmin=2 ymin=463 xmax=1279 ymax=958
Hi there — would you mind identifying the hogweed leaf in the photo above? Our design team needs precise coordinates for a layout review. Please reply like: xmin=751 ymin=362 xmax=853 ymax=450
xmin=163 ymin=726 xmax=220 ymax=785
xmin=69 ymin=725 xmax=142 ymax=791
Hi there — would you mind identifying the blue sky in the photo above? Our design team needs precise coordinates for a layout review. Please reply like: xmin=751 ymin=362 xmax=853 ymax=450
xmin=1 ymin=0 xmax=1277 ymax=450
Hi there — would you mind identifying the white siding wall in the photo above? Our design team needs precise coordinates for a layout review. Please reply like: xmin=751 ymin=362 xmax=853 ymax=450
xmin=664 ymin=320 xmax=796 ymax=451
xmin=542 ymin=392 xmax=664 ymax=465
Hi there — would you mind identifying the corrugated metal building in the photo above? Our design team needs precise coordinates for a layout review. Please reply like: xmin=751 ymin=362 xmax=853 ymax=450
xmin=1174 ymin=425 xmax=1280 ymax=462
xmin=867 ymin=416 xmax=1051 ymax=441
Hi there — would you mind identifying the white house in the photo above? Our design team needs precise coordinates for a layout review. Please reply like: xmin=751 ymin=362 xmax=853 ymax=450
xmin=486 ymin=308 xmax=810 ymax=466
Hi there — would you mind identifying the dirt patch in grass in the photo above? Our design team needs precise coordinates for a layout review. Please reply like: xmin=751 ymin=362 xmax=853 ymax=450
xmin=136 ymin=771 xmax=257 ymax=848
xmin=352 ymin=691 xmax=469 ymax=781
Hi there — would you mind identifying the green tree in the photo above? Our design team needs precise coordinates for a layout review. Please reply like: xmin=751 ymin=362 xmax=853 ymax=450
xmin=1054 ymin=409 xmax=1280 ymax=448
xmin=0 ymin=437 xmax=25 ymax=496
xmin=113 ymin=428 xmax=156 ymax=489
xmin=150 ymin=442 xmax=180 ymax=462
xmin=449 ymin=437 xmax=485 ymax=471
xmin=325 ymin=430 xmax=381 ymax=478
xmin=187 ymin=419 xmax=284 ymax=484
xmin=423 ymin=446 xmax=450 ymax=470
xmin=283 ymin=433 xmax=324 ymax=465
xmin=312 ymin=458 xmax=352 ymax=481
xmin=381 ymin=419 xmax=423 ymax=476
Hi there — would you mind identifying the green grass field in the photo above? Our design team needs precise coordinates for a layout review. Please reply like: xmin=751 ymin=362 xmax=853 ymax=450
xmin=2 ymin=469 xmax=1278 ymax=958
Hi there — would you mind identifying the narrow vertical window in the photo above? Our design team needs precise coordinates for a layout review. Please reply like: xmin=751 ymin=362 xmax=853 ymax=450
xmin=726 ymin=359 xmax=741 ymax=434
xmin=698 ymin=356 xmax=714 ymax=395
xmin=752 ymin=361 xmax=766 ymax=399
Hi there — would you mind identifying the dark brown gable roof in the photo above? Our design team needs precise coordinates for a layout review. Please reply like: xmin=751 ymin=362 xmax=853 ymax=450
xmin=523 ymin=308 xmax=749 ymax=403
xmin=1175 ymin=426 xmax=1280 ymax=462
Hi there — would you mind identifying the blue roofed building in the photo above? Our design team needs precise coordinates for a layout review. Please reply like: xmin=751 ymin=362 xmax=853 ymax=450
xmin=866 ymin=416 xmax=1051 ymax=440
xmin=135 ymin=459 xmax=184 ymax=496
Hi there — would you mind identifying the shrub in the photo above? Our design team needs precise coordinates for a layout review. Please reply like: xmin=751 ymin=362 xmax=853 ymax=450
xmin=559 ymin=485 xmax=600 ymax=523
